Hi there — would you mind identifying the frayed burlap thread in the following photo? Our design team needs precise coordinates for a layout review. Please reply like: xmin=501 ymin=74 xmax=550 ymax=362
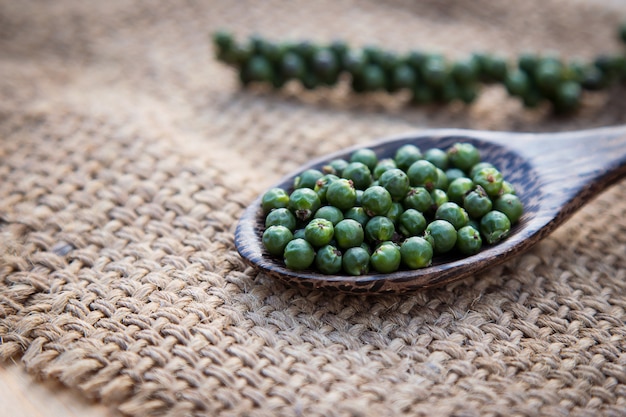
xmin=1 ymin=1 xmax=626 ymax=416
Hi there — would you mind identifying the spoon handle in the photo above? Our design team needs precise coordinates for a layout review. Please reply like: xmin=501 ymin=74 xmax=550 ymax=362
xmin=465 ymin=125 xmax=626 ymax=236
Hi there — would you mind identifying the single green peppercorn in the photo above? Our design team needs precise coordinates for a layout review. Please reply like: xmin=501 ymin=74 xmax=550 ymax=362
xmin=289 ymin=188 xmax=321 ymax=221
xmin=343 ymin=206 xmax=369 ymax=227
xmin=493 ymin=194 xmax=524 ymax=223
xmin=398 ymin=208 xmax=427 ymax=237
xmin=403 ymin=186 xmax=433 ymax=212
xmin=315 ymin=244 xmax=343 ymax=274
xmin=505 ymin=69 xmax=530 ymax=97
xmin=463 ymin=185 xmax=493 ymax=218
xmin=480 ymin=210 xmax=511 ymax=244
xmin=304 ymin=218 xmax=335 ymax=247
xmin=314 ymin=205 xmax=344 ymax=225
xmin=326 ymin=178 xmax=357 ymax=211
xmin=365 ymin=216 xmax=396 ymax=244
xmin=445 ymin=168 xmax=467 ymax=184
xmin=424 ymin=219 xmax=457 ymax=254
xmin=280 ymin=52 xmax=306 ymax=79
xmin=452 ymin=59 xmax=479 ymax=85
xmin=361 ymin=64 xmax=387 ymax=91
xmin=407 ymin=159 xmax=439 ymax=190
xmin=448 ymin=142 xmax=481 ymax=172
xmin=262 ymin=187 xmax=290 ymax=214
xmin=379 ymin=168 xmax=410 ymax=201
xmin=342 ymin=162 xmax=372 ymax=190
xmin=262 ymin=225 xmax=294 ymax=256
xmin=430 ymin=188 xmax=449 ymax=210
xmin=370 ymin=242 xmax=401 ymax=273
xmin=473 ymin=167 xmax=504 ymax=197
xmin=294 ymin=169 xmax=324 ymax=189
xmin=500 ymin=180 xmax=516 ymax=195
xmin=424 ymin=148 xmax=449 ymax=170
xmin=535 ymin=58 xmax=563 ymax=93
xmin=334 ymin=219 xmax=365 ymax=250
xmin=469 ymin=162 xmax=495 ymax=179
xmin=554 ymin=81 xmax=581 ymax=112
xmin=456 ymin=225 xmax=482 ymax=255
xmin=391 ymin=64 xmax=417 ymax=90
xmin=435 ymin=202 xmax=469 ymax=230
xmin=422 ymin=55 xmax=448 ymax=87
xmin=447 ymin=177 xmax=475 ymax=205
xmin=323 ymin=159 xmax=349 ymax=176
xmin=434 ymin=168 xmax=449 ymax=190
xmin=386 ymin=202 xmax=404 ymax=225
xmin=400 ymin=236 xmax=433 ymax=269
xmin=350 ymin=148 xmax=378 ymax=171
xmin=342 ymin=246 xmax=370 ymax=275
xmin=373 ymin=158 xmax=398 ymax=179
xmin=361 ymin=185 xmax=393 ymax=217
xmin=283 ymin=238 xmax=316 ymax=270
xmin=394 ymin=144 xmax=422 ymax=171
xmin=265 ymin=207 xmax=297 ymax=231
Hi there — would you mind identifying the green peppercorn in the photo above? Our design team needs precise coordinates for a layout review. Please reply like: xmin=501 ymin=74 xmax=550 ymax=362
xmin=447 ymin=177 xmax=475 ymax=205
xmin=480 ymin=210 xmax=511 ymax=244
xmin=463 ymin=185 xmax=493 ymax=219
xmin=424 ymin=148 xmax=449 ymax=170
xmin=334 ymin=219 xmax=365 ymax=250
xmin=379 ymin=168 xmax=410 ymax=201
xmin=361 ymin=185 xmax=393 ymax=217
xmin=342 ymin=246 xmax=370 ymax=275
xmin=403 ymin=186 xmax=433 ymax=212
xmin=315 ymin=244 xmax=343 ymax=274
xmin=326 ymin=178 xmax=357 ymax=211
xmin=435 ymin=202 xmax=470 ymax=230
xmin=493 ymin=194 xmax=523 ymax=223
xmin=473 ymin=167 xmax=504 ymax=197
xmin=283 ymin=238 xmax=316 ymax=270
xmin=265 ymin=207 xmax=297 ymax=231
xmin=314 ymin=174 xmax=340 ymax=203
xmin=398 ymin=208 xmax=427 ymax=237
xmin=365 ymin=216 xmax=396 ymax=245
xmin=386 ymin=202 xmax=404 ymax=224
xmin=370 ymin=241 xmax=401 ymax=273
xmin=407 ymin=160 xmax=439 ymax=190
xmin=373 ymin=158 xmax=398 ymax=179
xmin=262 ymin=187 xmax=290 ymax=214
xmin=452 ymin=59 xmax=479 ymax=85
xmin=422 ymin=55 xmax=448 ymax=87
xmin=430 ymin=188 xmax=449 ymax=211
xmin=350 ymin=148 xmax=378 ymax=171
xmin=456 ymin=225 xmax=482 ymax=255
xmin=344 ymin=206 xmax=369 ymax=227
xmin=391 ymin=64 xmax=417 ymax=90
xmin=294 ymin=168 xmax=324 ymax=189
xmin=262 ymin=225 xmax=294 ymax=256
xmin=394 ymin=144 xmax=423 ymax=171
xmin=314 ymin=205 xmax=344 ymax=225
xmin=289 ymin=188 xmax=321 ymax=221
xmin=304 ymin=218 xmax=335 ymax=247
xmin=505 ymin=69 xmax=530 ymax=96
xmin=281 ymin=52 xmax=306 ymax=79
xmin=342 ymin=162 xmax=372 ymax=190
xmin=400 ymin=236 xmax=433 ymax=269
xmin=448 ymin=142 xmax=481 ymax=172
xmin=424 ymin=219 xmax=457 ymax=254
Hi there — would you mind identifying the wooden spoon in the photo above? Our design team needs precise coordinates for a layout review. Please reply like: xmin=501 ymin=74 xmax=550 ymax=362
xmin=235 ymin=126 xmax=626 ymax=294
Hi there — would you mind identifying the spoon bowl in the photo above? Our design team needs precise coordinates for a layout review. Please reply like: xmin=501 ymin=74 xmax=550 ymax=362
xmin=235 ymin=126 xmax=626 ymax=294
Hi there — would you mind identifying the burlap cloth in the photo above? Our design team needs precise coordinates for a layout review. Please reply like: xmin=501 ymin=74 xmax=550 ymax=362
xmin=1 ymin=1 xmax=626 ymax=416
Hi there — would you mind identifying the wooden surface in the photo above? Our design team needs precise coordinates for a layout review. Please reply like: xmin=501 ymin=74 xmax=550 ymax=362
xmin=0 ymin=361 xmax=121 ymax=417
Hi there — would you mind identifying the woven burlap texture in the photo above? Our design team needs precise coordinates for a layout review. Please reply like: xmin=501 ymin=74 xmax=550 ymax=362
xmin=1 ymin=1 xmax=626 ymax=416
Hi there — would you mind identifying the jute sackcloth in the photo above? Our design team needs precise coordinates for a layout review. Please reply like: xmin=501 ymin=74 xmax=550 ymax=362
xmin=1 ymin=1 xmax=626 ymax=416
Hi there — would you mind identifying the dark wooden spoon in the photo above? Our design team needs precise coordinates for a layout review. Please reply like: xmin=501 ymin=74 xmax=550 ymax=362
xmin=235 ymin=126 xmax=626 ymax=294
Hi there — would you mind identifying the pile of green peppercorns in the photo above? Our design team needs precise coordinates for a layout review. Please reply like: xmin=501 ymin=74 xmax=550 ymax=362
xmin=213 ymin=22 xmax=626 ymax=113
xmin=260 ymin=142 xmax=523 ymax=275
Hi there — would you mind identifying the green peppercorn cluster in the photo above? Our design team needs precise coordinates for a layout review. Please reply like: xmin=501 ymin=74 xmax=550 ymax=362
xmin=213 ymin=23 xmax=626 ymax=113
xmin=260 ymin=142 xmax=524 ymax=275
